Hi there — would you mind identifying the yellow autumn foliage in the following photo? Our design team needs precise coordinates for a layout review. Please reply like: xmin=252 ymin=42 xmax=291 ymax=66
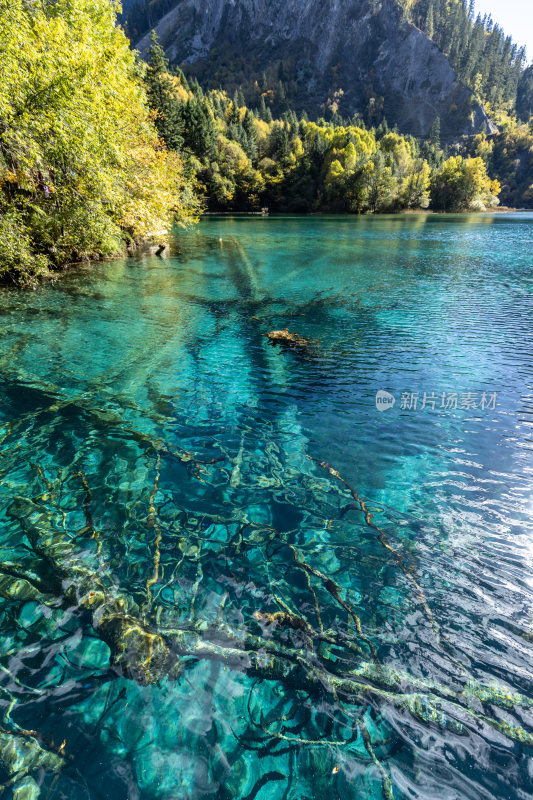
xmin=0 ymin=0 xmax=197 ymax=282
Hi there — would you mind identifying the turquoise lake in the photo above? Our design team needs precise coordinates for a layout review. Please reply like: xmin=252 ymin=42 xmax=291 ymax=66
xmin=0 ymin=213 xmax=533 ymax=799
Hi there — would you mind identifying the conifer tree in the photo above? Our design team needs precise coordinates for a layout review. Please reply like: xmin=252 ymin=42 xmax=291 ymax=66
xmin=429 ymin=116 xmax=441 ymax=148
xmin=146 ymin=32 xmax=185 ymax=151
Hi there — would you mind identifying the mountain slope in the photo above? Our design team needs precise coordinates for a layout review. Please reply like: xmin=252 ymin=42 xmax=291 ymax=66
xmin=134 ymin=0 xmax=492 ymax=138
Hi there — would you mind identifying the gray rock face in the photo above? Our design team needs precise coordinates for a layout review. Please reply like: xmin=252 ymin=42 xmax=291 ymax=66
xmin=137 ymin=0 xmax=491 ymax=138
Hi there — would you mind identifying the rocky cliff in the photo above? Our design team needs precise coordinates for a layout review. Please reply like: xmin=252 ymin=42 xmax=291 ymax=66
xmin=136 ymin=0 xmax=491 ymax=138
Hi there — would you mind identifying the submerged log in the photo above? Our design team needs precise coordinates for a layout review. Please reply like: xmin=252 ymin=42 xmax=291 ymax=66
xmin=0 ymin=729 xmax=65 ymax=798
xmin=7 ymin=498 xmax=179 ymax=687
xmin=6 ymin=497 xmax=533 ymax=752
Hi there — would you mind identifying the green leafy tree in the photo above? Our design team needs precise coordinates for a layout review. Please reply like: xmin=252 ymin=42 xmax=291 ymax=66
xmin=430 ymin=155 xmax=500 ymax=210
xmin=0 ymin=0 xmax=197 ymax=284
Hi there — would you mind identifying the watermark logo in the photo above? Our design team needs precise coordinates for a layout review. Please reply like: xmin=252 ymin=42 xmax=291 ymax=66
xmin=400 ymin=391 xmax=497 ymax=411
xmin=375 ymin=389 xmax=498 ymax=412
xmin=376 ymin=390 xmax=396 ymax=412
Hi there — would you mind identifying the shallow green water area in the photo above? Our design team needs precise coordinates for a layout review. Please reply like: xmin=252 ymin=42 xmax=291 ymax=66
xmin=0 ymin=214 xmax=533 ymax=800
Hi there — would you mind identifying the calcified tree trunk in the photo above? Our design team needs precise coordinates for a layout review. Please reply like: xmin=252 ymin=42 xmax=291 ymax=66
xmin=4 ymin=481 xmax=533 ymax=800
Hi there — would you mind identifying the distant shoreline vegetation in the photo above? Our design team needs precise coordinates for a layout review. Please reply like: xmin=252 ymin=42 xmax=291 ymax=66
xmin=200 ymin=207 xmax=525 ymax=216
xmin=144 ymin=35 xmax=503 ymax=218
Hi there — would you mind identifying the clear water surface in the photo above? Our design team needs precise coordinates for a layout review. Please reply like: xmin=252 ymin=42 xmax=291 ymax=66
xmin=0 ymin=214 xmax=533 ymax=800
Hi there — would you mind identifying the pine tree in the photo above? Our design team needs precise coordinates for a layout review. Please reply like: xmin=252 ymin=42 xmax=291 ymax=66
xmin=243 ymin=109 xmax=259 ymax=163
xmin=182 ymin=100 xmax=217 ymax=160
xmin=270 ymin=124 xmax=291 ymax=160
xmin=228 ymin=101 xmax=241 ymax=125
xmin=259 ymin=95 xmax=268 ymax=121
xmin=517 ymin=65 xmax=533 ymax=121
xmin=429 ymin=116 xmax=441 ymax=148
xmin=146 ymin=32 xmax=185 ymax=151
xmin=427 ymin=1 xmax=435 ymax=39
xmin=146 ymin=31 xmax=170 ymax=109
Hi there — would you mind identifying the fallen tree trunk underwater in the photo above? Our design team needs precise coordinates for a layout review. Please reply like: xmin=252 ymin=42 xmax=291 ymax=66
xmin=4 ymin=469 xmax=533 ymax=800
xmin=1 ymin=327 xmax=532 ymax=798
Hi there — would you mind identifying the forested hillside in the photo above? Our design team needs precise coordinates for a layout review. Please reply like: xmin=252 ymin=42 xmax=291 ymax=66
xmin=470 ymin=124 xmax=533 ymax=208
xmin=145 ymin=37 xmax=502 ymax=214
xmin=517 ymin=65 xmax=533 ymax=122
xmin=406 ymin=0 xmax=526 ymax=115
xmin=127 ymin=0 xmax=532 ymax=128
xmin=131 ymin=0 xmax=492 ymax=138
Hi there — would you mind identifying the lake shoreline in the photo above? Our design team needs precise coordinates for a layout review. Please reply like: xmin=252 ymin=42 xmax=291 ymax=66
xmin=202 ymin=206 xmax=527 ymax=217
xmin=1 ymin=209 xmax=530 ymax=289
xmin=0 ymin=237 xmax=171 ymax=289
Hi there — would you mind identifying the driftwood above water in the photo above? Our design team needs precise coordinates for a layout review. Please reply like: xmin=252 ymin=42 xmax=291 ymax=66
xmin=267 ymin=328 xmax=311 ymax=352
